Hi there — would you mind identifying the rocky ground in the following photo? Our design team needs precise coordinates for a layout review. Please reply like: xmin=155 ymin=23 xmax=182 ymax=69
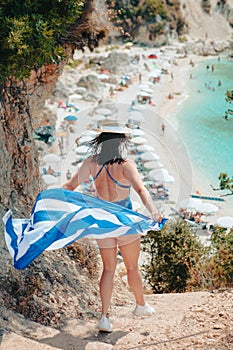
xmin=0 ymin=241 xmax=232 ymax=349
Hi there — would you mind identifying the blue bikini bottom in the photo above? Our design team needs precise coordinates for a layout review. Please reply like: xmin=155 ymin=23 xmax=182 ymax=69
xmin=113 ymin=196 xmax=132 ymax=209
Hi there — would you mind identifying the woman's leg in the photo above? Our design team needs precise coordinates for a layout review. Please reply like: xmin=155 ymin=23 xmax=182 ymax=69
xmin=118 ymin=237 xmax=145 ymax=306
xmin=98 ymin=241 xmax=118 ymax=315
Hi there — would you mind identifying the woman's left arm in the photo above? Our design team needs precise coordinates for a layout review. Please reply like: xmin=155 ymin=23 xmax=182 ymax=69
xmin=61 ymin=157 xmax=91 ymax=191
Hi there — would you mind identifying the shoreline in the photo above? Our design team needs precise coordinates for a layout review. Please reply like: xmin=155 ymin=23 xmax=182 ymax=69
xmin=154 ymin=52 xmax=233 ymax=220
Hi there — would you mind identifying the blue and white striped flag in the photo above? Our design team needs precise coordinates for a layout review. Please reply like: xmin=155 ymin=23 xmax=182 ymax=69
xmin=2 ymin=188 xmax=167 ymax=270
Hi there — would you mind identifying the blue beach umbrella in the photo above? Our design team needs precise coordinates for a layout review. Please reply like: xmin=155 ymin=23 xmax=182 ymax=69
xmin=65 ymin=115 xmax=78 ymax=121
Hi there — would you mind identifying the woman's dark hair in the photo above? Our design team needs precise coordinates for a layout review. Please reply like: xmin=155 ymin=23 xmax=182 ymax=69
xmin=89 ymin=132 xmax=129 ymax=165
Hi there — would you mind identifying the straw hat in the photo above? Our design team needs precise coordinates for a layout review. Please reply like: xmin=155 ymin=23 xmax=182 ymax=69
xmin=97 ymin=119 xmax=130 ymax=134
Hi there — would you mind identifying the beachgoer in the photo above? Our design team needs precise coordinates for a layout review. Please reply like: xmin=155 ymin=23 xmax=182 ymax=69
xmin=161 ymin=122 xmax=165 ymax=136
xmin=66 ymin=169 xmax=72 ymax=180
xmin=61 ymin=120 xmax=162 ymax=333
xmin=139 ymin=72 xmax=142 ymax=83
xmin=211 ymin=64 xmax=215 ymax=72
xmin=58 ymin=139 xmax=63 ymax=156
xmin=47 ymin=166 xmax=56 ymax=176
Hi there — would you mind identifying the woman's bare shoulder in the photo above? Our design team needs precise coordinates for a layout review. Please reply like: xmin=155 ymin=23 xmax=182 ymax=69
xmin=123 ymin=158 xmax=137 ymax=170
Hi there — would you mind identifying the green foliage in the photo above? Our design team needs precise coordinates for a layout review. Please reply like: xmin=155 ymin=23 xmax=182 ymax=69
xmin=0 ymin=0 xmax=84 ymax=82
xmin=106 ymin=0 xmax=186 ymax=41
xmin=207 ymin=227 xmax=233 ymax=287
xmin=211 ymin=173 xmax=233 ymax=196
xmin=142 ymin=219 xmax=206 ymax=293
xmin=106 ymin=0 xmax=168 ymax=40
xmin=142 ymin=219 xmax=233 ymax=293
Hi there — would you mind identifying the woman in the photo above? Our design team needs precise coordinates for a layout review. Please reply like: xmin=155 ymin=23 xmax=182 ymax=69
xmin=61 ymin=120 xmax=162 ymax=332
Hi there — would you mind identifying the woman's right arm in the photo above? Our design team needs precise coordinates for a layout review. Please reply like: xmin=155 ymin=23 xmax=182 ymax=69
xmin=61 ymin=157 xmax=91 ymax=191
xmin=123 ymin=160 xmax=162 ymax=221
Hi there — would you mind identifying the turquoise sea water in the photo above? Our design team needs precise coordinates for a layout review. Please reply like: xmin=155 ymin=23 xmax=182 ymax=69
xmin=173 ymin=55 xmax=233 ymax=187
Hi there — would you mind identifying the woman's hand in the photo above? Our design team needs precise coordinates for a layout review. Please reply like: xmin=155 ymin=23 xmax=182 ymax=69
xmin=151 ymin=210 xmax=163 ymax=223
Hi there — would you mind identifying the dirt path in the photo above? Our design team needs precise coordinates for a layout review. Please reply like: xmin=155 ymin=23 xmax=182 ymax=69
xmin=1 ymin=287 xmax=232 ymax=350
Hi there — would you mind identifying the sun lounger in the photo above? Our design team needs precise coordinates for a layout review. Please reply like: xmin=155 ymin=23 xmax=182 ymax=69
xmin=191 ymin=194 xmax=224 ymax=202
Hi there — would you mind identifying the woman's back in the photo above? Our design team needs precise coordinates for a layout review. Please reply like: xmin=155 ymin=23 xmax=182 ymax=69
xmin=90 ymin=158 xmax=131 ymax=202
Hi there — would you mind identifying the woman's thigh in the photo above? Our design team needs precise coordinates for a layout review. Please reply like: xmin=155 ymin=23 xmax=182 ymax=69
xmin=118 ymin=236 xmax=141 ymax=269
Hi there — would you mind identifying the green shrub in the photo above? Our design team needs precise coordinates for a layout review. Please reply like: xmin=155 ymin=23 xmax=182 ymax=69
xmin=207 ymin=227 xmax=233 ymax=288
xmin=0 ymin=0 xmax=84 ymax=82
xmin=141 ymin=219 xmax=207 ymax=293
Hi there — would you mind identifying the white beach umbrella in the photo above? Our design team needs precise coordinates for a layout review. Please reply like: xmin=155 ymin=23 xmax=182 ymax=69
xmin=149 ymin=70 xmax=161 ymax=77
xmin=195 ymin=202 xmax=219 ymax=214
xmin=68 ymin=93 xmax=83 ymax=102
xmin=178 ymin=198 xmax=203 ymax=210
xmin=131 ymin=137 xmax=147 ymax=145
xmin=42 ymin=154 xmax=61 ymax=163
xmin=139 ymin=84 xmax=151 ymax=90
xmin=137 ymin=144 xmax=154 ymax=152
xmin=128 ymin=111 xmax=144 ymax=122
xmin=143 ymin=161 xmax=163 ymax=170
xmin=42 ymin=174 xmax=59 ymax=185
xmin=216 ymin=216 xmax=233 ymax=229
xmin=141 ymin=87 xmax=154 ymax=94
xmin=137 ymin=91 xmax=152 ymax=97
xmin=81 ymin=130 xmax=98 ymax=137
xmin=75 ymin=145 xmax=90 ymax=155
xmin=97 ymin=73 xmax=110 ymax=80
xmin=132 ymin=105 xmax=146 ymax=111
xmin=130 ymin=129 xmax=145 ymax=137
xmin=140 ymin=152 xmax=160 ymax=161
xmin=95 ymin=108 xmax=113 ymax=116
xmin=78 ymin=135 xmax=93 ymax=144
xmin=148 ymin=168 xmax=174 ymax=183
xmin=92 ymin=114 xmax=106 ymax=122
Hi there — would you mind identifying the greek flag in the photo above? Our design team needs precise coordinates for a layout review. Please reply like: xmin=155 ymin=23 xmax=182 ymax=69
xmin=2 ymin=188 xmax=167 ymax=270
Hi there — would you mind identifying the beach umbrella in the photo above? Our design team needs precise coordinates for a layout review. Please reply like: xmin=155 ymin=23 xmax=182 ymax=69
xmin=128 ymin=111 xmax=144 ymax=122
xmin=124 ymin=42 xmax=133 ymax=47
xmin=141 ymin=87 xmax=154 ymax=94
xmin=78 ymin=135 xmax=93 ymax=144
xmin=97 ymin=73 xmax=110 ymax=80
xmin=140 ymin=152 xmax=160 ymax=161
xmin=95 ymin=108 xmax=113 ymax=116
xmin=42 ymin=154 xmax=61 ymax=163
xmin=75 ymin=145 xmax=90 ymax=155
xmin=137 ymin=144 xmax=154 ymax=152
xmin=148 ymin=169 xmax=174 ymax=183
xmin=121 ymin=75 xmax=131 ymax=80
xmin=131 ymin=105 xmax=146 ymax=111
xmin=139 ymin=84 xmax=151 ymax=90
xmin=68 ymin=93 xmax=83 ymax=101
xmin=42 ymin=174 xmax=58 ymax=185
xmin=131 ymin=137 xmax=147 ymax=145
xmin=64 ymin=115 xmax=78 ymax=122
xmin=143 ymin=161 xmax=163 ymax=170
xmin=81 ymin=130 xmax=98 ymax=137
xmin=216 ymin=216 xmax=233 ymax=229
xmin=149 ymin=70 xmax=161 ymax=77
xmin=130 ymin=129 xmax=145 ymax=137
xmin=195 ymin=202 xmax=219 ymax=214
xmin=92 ymin=114 xmax=106 ymax=122
xmin=137 ymin=91 xmax=152 ymax=97
xmin=178 ymin=198 xmax=203 ymax=210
